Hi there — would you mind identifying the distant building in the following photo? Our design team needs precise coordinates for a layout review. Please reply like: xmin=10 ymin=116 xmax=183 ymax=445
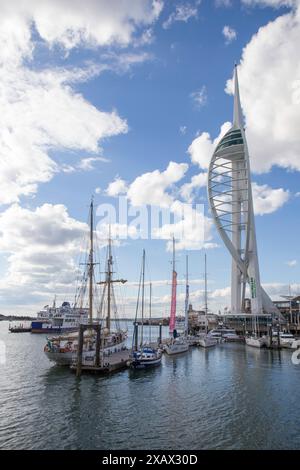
xmin=273 ymin=295 xmax=300 ymax=330
xmin=188 ymin=304 xmax=218 ymax=331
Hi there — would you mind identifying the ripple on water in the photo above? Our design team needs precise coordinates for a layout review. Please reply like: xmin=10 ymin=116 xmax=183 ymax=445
xmin=0 ymin=325 xmax=300 ymax=449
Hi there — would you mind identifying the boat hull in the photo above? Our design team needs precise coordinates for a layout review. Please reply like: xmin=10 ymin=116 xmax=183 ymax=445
xmin=130 ymin=357 xmax=162 ymax=369
xmin=246 ymin=336 xmax=267 ymax=348
xmin=31 ymin=321 xmax=78 ymax=334
xmin=45 ymin=339 xmax=127 ymax=365
xmin=164 ymin=343 xmax=189 ymax=355
xmin=198 ymin=337 xmax=218 ymax=348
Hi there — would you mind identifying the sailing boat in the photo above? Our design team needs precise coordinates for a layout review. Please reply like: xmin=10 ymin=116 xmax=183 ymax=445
xmin=198 ymin=254 xmax=218 ymax=348
xmin=164 ymin=238 xmax=189 ymax=355
xmin=130 ymin=250 xmax=162 ymax=369
xmin=245 ymin=314 xmax=267 ymax=348
xmin=44 ymin=200 xmax=127 ymax=365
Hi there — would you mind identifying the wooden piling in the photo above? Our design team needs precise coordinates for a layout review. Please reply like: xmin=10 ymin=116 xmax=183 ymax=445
xmin=95 ymin=324 xmax=101 ymax=367
xmin=76 ymin=323 xmax=84 ymax=377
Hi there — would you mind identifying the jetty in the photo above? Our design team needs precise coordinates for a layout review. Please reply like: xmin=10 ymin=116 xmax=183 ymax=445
xmin=9 ymin=324 xmax=32 ymax=333
xmin=70 ymin=349 xmax=130 ymax=375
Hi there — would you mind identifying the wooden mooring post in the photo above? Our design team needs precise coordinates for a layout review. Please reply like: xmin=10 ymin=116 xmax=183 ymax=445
xmin=76 ymin=322 xmax=102 ymax=377
xmin=76 ymin=323 xmax=84 ymax=377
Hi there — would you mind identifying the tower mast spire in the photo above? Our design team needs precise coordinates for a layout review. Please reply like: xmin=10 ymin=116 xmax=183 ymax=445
xmin=233 ymin=64 xmax=244 ymax=129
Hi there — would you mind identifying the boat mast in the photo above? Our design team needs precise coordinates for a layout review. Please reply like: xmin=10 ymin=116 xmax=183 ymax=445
xmin=149 ymin=281 xmax=152 ymax=343
xmin=184 ymin=255 xmax=189 ymax=336
xmin=140 ymin=249 xmax=145 ymax=346
xmin=204 ymin=253 xmax=208 ymax=334
xmin=106 ymin=230 xmax=112 ymax=332
xmin=169 ymin=236 xmax=177 ymax=335
xmin=97 ymin=229 xmax=127 ymax=332
xmin=88 ymin=199 xmax=94 ymax=323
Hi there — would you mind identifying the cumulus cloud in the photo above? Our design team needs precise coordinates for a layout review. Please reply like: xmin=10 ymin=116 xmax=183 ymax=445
xmin=154 ymin=199 xmax=213 ymax=251
xmin=225 ymin=3 xmax=300 ymax=172
xmin=127 ymin=161 xmax=188 ymax=207
xmin=188 ymin=122 xmax=231 ymax=170
xmin=0 ymin=0 xmax=163 ymax=61
xmin=0 ymin=65 xmax=128 ymax=205
xmin=252 ymin=182 xmax=290 ymax=215
xmin=180 ymin=173 xmax=208 ymax=202
xmin=0 ymin=204 xmax=88 ymax=306
xmin=163 ymin=3 xmax=199 ymax=29
xmin=0 ymin=0 xmax=165 ymax=206
xmin=106 ymin=178 xmax=129 ymax=197
xmin=241 ymin=0 xmax=297 ymax=7
xmin=222 ymin=25 xmax=237 ymax=44
xmin=103 ymin=161 xmax=214 ymax=251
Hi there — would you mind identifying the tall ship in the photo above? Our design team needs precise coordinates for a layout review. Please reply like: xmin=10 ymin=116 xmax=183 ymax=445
xmin=31 ymin=300 xmax=88 ymax=334
xmin=44 ymin=199 xmax=128 ymax=365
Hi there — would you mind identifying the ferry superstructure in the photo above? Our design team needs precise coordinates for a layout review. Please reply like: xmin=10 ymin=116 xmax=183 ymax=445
xmin=31 ymin=302 xmax=88 ymax=334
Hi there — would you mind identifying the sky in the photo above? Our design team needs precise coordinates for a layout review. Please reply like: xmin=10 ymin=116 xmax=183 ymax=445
xmin=0 ymin=0 xmax=300 ymax=317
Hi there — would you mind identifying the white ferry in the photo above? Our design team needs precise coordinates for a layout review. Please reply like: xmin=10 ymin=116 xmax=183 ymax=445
xmin=31 ymin=302 xmax=88 ymax=333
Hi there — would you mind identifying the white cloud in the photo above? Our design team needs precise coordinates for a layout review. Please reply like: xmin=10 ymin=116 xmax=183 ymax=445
xmin=241 ymin=1 xmax=297 ymax=8
xmin=179 ymin=125 xmax=187 ymax=135
xmin=127 ymin=161 xmax=188 ymax=207
xmin=153 ymin=202 xmax=212 ymax=251
xmin=215 ymin=0 xmax=233 ymax=6
xmin=0 ymin=0 xmax=163 ymax=60
xmin=0 ymin=204 xmax=88 ymax=305
xmin=188 ymin=122 xmax=231 ymax=170
xmin=0 ymin=65 xmax=128 ymax=205
xmin=286 ymin=259 xmax=297 ymax=266
xmin=225 ymin=3 xmax=300 ymax=172
xmin=163 ymin=3 xmax=199 ymax=29
xmin=190 ymin=86 xmax=208 ymax=108
xmin=0 ymin=0 xmax=164 ymax=206
xmin=252 ymin=182 xmax=290 ymax=215
xmin=222 ymin=25 xmax=237 ymax=44
xmin=180 ymin=173 xmax=207 ymax=202
xmin=106 ymin=178 xmax=128 ymax=197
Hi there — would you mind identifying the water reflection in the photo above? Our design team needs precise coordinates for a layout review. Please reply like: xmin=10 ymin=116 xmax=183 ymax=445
xmin=1 ymin=323 xmax=300 ymax=450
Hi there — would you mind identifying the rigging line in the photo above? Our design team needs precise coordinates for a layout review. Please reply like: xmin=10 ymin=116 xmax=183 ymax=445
xmin=132 ymin=259 xmax=143 ymax=351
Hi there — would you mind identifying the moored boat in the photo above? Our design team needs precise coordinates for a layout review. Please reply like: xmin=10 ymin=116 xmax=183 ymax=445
xmin=164 ymin=238 xmax=189 ymax=356
xmin=44 ymin=201 xmax=127 ymax=366
xmin=164 ymin=335 xmax=189 ymax=355
xmin=129 ymin=251 xmax=162 ymax=369
xmin=245 ymin=335 xmax=267 ymax=348
xmin=197 ymin=255 xmax=218 ymax=349
xmin=32 ymin=301 xmax=88 ymax=334
xmin=130 ymin=346 xmax=162 ymax=369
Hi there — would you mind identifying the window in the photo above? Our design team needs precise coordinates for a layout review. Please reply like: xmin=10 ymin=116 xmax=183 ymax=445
xmin=216 ymin=129 xmax=243 ymax=152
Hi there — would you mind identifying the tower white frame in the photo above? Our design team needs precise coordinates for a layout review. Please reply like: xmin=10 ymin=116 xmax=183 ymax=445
xmin=208 ymin=66 xmax=278 ymax=315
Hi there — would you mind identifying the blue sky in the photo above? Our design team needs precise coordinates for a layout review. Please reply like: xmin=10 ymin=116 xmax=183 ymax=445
xmin=0 ymin=0 xmax=299 ymax=316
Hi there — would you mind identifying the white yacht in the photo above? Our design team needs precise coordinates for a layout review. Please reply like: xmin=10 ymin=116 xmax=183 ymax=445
xmin=272 ymin=331 xmax=295 ymax=347
xmin=245 ymin=335 xmax=268 ymax=348
xmin=164 ymin=335 xmax=189 ymax=355
xmin=197 ymin=255 xmax=218 ymax=349
xmin=165 ymin=239 xmax=189 ymax=356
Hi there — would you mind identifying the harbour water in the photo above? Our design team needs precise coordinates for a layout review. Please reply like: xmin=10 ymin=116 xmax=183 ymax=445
xmin=0 ymin=321 xmax=299 ymax=450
